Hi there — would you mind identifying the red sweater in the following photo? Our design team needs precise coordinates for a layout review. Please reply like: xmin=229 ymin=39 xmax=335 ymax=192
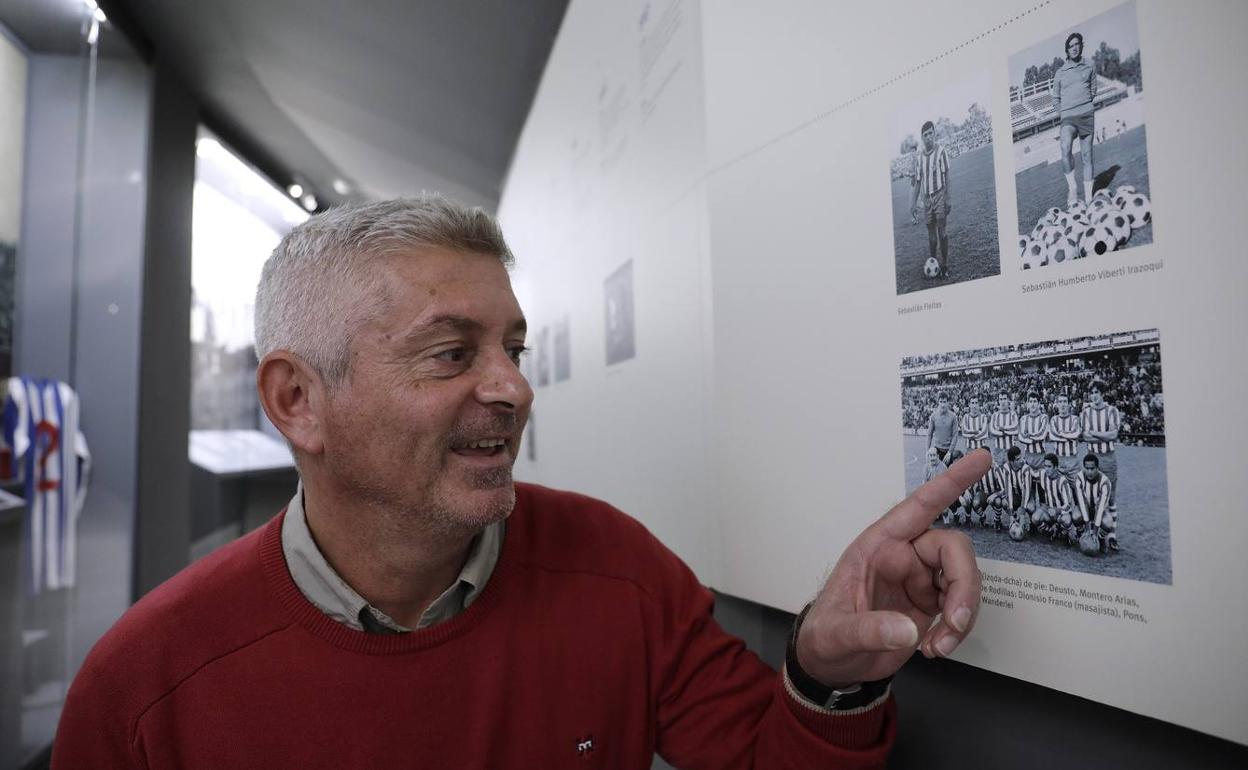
xmin=53 ymin=483 xmax=895 ymax=769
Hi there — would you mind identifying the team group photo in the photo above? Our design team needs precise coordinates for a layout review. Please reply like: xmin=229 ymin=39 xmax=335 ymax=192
xmin=1010 ymin=1 xmax=1154 ymax=270
xmin=889 ymin=72 xmax=1000 ymax=295
xmin=900 ymin=328 xmax=1172 ymax=584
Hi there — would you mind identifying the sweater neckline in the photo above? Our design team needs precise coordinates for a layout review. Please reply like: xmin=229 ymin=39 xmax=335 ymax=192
xmin=259 ymin=494 xmax=523 ymax=655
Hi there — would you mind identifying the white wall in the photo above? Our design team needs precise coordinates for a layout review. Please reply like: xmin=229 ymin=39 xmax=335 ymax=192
xmin=501 ymin=0 xmax=1248 ymax=745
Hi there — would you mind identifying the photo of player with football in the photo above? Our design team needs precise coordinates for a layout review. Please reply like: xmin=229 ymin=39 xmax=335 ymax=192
xmin=899 ymin=328 xmax=1171 ymax=584
xmin=1010 ymin=1 xmax=1153 ymax=270
xmin=889 ymin=72 xmax=1000 ymax=295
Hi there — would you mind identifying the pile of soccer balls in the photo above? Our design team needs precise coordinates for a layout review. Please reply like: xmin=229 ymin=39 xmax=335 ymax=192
xmin=1019 ymin=185 xmax=1151 ymax=269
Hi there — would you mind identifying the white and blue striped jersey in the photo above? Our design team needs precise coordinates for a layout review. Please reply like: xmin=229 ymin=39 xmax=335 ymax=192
xmin=3 ymin=377 xmax=92 ymax=593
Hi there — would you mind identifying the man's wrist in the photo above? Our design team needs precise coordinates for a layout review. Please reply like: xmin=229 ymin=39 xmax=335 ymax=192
xmin=785 ymin=603 xmax=893 ymax=711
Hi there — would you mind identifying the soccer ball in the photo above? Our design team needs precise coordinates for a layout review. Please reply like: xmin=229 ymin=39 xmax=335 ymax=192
xmin=1113 ymin=185 xmax=1136 ymax=208
xmin=1031 ymin=221 xmax=1049 ymax=241
xmin=1082 ymin=225 xmax=1118 ymax=257
xmin=1048 ymin=237 xmax=1079 ymax=264
xmin=1022 ymin=237 xmax=1048 ymax=269
xmin=1008 ymin=517 xmax=1026 ymax=541
xmin=1092 ymin=187 xmax=1114 ymax=202
xmin=1068 ymin=200 xmax=1088 ymax=218
xmin=1124 ymin=194 xmax=1152 ymax=229
xmin=1054 ymin=212 xmax=1071 ymax=230
xmin=1102 ymin=210 xmax=1131 ymax=245
xmin=1088 ymin=197 xmax=1112 ymax=216
xmin=1042 ymin=225 xmax=1065 ymax=246
xmin=1017 ymin=235 xmax=1031 ymax=257
xmin=924 ymin=257 xmax=941 ymax=278
xmin=1044 ymin=206 xmax=1063 ymax=225
xmin=1079 ymin=528 xmax=1102 ymax=556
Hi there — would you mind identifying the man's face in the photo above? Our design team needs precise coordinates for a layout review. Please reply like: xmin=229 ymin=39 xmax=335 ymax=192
xmin=938 ymin=398 xmax=949 ymax=414
xmin=317 ymin=248 xmax=533 ymax=533
xmin=1083 ymin=460 xmax=1099 ymax=480
xmin=969 ymin=400 xmax=981 ymax=415
xmin=1090 ymin=387 xmax=1105 ymax=407
xmin=1044 ymin=459 xmax=1058 ymax=477
xmin=1028 ymin=397 xmax=1040 ymax=415
xmin=1067 ymin=37 xmax=1082 ymax=60
xmin=1057 ymin=396 xmax=1070 ymax=416
xmin=998 ymin=396 xmax=1010 ymax=412
xmin=922 ymin=127 xmax=935 ymax=151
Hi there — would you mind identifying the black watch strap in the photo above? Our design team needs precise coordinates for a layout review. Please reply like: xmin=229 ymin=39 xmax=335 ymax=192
xmin=785 ymin=602 xmax=893 ymax=711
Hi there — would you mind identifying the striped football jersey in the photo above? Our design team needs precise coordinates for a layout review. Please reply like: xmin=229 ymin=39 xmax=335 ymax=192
xmin=1048 ymin=413 xmax=1081 ymax=456
xmin=1081 ymin=403 xmax=1121 ymax=453
xmin=989 ymin=410 xmax=1019 ymax=449
xmin=1018 ymin=412 xmax=1049 ymax=453
xmin=4 ymin=377 xmax=92 ymax=593
xmin=959 ymin=413 xmax=990 ymax=450
xmin=915 ymin=144 xmax=950 ymax=196
xmin=1038 ymin=471 xmax=1074 ymax=510
xmin=1076 ymin=471 xmax=1112 ymax=526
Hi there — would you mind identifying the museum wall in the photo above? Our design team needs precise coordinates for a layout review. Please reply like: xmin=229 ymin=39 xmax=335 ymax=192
xmin=500 ymin=0 xmax=1248 ymax=762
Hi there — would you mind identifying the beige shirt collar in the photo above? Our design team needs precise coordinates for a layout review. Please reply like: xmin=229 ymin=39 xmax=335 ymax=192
xmin=280 ymin=482 xmax=503 ymax=632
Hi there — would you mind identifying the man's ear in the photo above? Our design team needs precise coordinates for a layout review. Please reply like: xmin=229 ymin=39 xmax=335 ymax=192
xmin=257 ymin=351 xmax=326 ymax=456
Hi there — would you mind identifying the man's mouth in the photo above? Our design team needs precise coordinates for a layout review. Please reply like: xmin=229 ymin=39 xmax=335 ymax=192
xmin=453 ymin=437 xmax=509 ymax=458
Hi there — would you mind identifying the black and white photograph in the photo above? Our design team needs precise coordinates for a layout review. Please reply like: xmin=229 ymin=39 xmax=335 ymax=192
xmin=1010 ymin=1 xmax=1153 ymax=270
xmin=0 ymin=32 xmax=25 ymax=377
xmin=889 ymin=73 xmax=999 ymax=295
xmin=554 ymin=314 xmax=571 ymax=382
xmin=604 ymin=259 xmax=636 ymax=365
xmin=900 ymin=328 xmax=1171 ymax=584
xmin=535 ymin=324 xmax=551 ymax=386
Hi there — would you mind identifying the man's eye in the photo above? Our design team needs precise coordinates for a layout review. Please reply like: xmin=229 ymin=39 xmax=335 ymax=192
xmin=435 ymin=349 xmax=469 ymax=363
xmin=508 ymin=346 xmax=531 ymax=365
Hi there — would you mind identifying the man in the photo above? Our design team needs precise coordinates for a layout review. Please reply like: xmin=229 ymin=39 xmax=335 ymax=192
xmin=1018 ymin=392 xmax=1049 ymax=471
xmin=927 ymin=392 xmax=958 ymax=462
xmin=909 ymin=120 xmax=952 ymax=278
xmin=958 ymin=396 xmax=990 ymax=455
xmin=1080 ymin=380 xmax=1121 ymax=512
xmin=1053 ymin=31 xmax=1098 ymax=206
xmin=987 ymin=446 xmax=1034 ymax=533
xmin=1034 ymin=453 xmax=1076 ymax=541
xmin=1048 ymin=393 xmax=1082 ymax=477
xmin=989 ymin=392 xmax=1019 ymax=465
xmin=1075 ymin=453 xmax=1117 ymax=552
xmin=52 ymin=198 xmax=990 ymax=768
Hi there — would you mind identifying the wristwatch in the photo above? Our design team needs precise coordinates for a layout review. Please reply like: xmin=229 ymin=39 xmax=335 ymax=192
xmin=785 ymin=602 xmax=893 ymax=711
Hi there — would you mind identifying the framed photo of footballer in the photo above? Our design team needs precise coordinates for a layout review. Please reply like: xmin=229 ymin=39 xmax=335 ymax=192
xmin=554 ymin=314 xmax=571 ymax=382
xmin=899 ymin=328 xmax=1171 ymax=585
xmin=535 ymin=324 xmax=552 ymax=387
xmin=604 ymin=259 xmax=636 ymax=365
xmin=889 ymin=72 xmax=1000 ymax=295
xmin=0 ymin=31 xmax=26 ymax=378
xmin=1009 ymin=1 xmax=1154 ymax=270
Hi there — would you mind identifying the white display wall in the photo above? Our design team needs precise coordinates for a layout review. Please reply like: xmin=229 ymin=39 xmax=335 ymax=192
xmin=500 ymin=0 xmax=1248 ymax=745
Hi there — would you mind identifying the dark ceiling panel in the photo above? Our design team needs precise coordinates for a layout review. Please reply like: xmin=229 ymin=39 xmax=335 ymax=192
xmin=109 ymin=0 xmax=568 ymax=209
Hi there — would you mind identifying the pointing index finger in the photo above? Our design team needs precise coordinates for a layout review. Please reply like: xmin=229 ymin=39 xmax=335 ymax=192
xmin=878 ymin=448 xmax=992 ymax=541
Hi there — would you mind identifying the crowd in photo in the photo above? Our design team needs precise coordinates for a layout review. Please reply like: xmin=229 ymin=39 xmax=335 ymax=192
xmin=901 ymin=347 xmax=1164 ymax=441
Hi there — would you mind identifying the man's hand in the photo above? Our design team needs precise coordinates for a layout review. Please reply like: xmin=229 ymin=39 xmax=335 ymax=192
xmin=796 ymin=449 xmax=992 ymax=687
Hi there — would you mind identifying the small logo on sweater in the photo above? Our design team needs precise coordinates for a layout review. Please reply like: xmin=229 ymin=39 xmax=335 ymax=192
xmin=575 ymin=735 xmax=595 ymax=757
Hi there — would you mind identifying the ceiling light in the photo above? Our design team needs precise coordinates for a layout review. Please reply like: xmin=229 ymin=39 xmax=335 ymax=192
xmin=94 ymin=8 xmax=107 ymax=22
xmin=332 ymin=178 xmax=352 ymax=195
xmin=301 ymin=194 xmax=318 ymax=211
xmin=287 ymin=183 xmax=303 ymax=199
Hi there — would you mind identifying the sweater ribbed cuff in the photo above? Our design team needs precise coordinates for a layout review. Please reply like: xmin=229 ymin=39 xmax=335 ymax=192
xmin=778 ymin=667 xmax=892 ymax=750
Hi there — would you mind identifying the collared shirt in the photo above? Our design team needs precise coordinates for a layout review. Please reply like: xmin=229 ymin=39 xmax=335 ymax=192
xmin=1053 ymin=57 xmax=1097 ymax=118
xmin=281 ymin=483 xmax=503 ymax=633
